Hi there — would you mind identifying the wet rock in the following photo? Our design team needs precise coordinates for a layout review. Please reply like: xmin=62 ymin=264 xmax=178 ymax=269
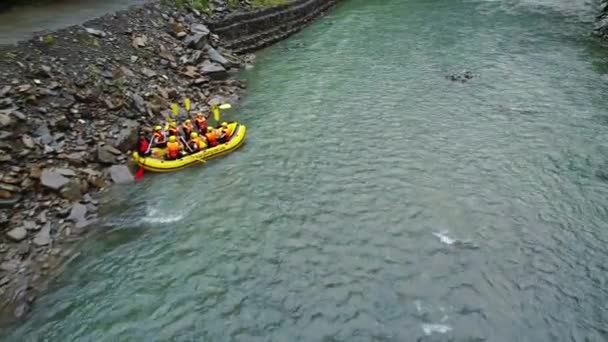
xmin=21 ymin=135 xmax=36 ymax=149
xmin=0 ymin=183 xmax=20 ymax=193
xmin=60 ymin=180 xmax=82 ymax=200
xmin=67 ymin=203 xmax=90 ymax=229
xmin=97 ymin=145 xmax=117 ymax=164
xmin=40 ymin=169 xmax=70 ymax=190
xmin=84 ymin=27 xmax=107 ymax=37
xmin=0 ymin=113 xmax=13 ymax=128
xmin=191 ymin=23 xmax=210 ymax=35
xmin=6 ymin=227 xmax=27 ymax=242
xmin=132 ymin=35 xmax=148 ymax=48
xmin=141 ymin=67 xmax=157 ymax=78
xmin=108 ymin=165 xmax=134 ymax=184
xmin=23 ymin=220 xmax=38 ymax=231
xmin=184 ymin=33 xmax=208 ymax=50
xmin=53 ymin=168 xmax=76 ymax=177
xmin=112 ymin=119 xmax=139 ymax=152
xmin=130 ymin=93 xmax=146 ymax=113
xmin=206 ymin=45 xmax=229 ymax=67
xmin=33 ymin=222 xmax=51 ymax=247
xmin=200 ymin=61 xmax=228 ymax=80
xmin=14 ymin=302 xmax=30 ymax=319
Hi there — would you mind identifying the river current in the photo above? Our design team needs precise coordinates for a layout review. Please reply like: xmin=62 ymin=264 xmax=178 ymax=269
xmin=5 ymin=0 xmax=608 ymax=340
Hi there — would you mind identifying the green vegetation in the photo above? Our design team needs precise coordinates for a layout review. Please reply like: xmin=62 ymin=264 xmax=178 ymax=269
xmin=162 ymin=0 xmax=210 ymax=12
xmin=251 ymin=0 xmax=287 ymax=7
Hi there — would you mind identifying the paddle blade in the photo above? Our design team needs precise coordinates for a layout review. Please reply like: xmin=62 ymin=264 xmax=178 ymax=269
xmin=218 ymin=103 xmax=232 ymax=110
xmin=213 ymin=107 xmax=220 ymax=121
xmin=171 ymin=103 xmax=179 ymax=116
xmin=184 ymin=98 xmax=191 ymax=111
xmin=134 ymin=167 xmax=145 ymax=180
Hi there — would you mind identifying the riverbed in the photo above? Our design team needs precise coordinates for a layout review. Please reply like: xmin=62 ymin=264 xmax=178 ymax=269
xmin=4 ymin=0 xmax=608 ymax=340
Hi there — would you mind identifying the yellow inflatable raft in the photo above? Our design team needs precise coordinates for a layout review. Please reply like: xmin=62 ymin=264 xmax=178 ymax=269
xmin=132 ymin=122 xmax=246 ymax=172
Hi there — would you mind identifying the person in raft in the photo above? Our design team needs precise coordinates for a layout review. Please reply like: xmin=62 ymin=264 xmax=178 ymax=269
xmin=205 ymin=126 xmax=219 ymax=147
xmin=182 ymin=119 xmax=194 ymax=138
xmin=137 ymin=131 xmax=151 ymax=157
xmin=218 ymin=122 xmax=232 ymax=144
xmin=167 ymin=121 xmax=179 ymax=137
xmin=166 ymin=136 xmax=184 ymax=160
xmin=152 ymin=125 xmax=167 ymax=148
xmin=188 ymin=132 xmax=207 ymax=152
xmin=194 ymin=113 xmax=207 ymax=133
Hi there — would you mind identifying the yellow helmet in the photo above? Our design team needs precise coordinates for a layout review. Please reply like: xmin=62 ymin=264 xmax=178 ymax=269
xmin=169 ymin=122 xmax=176 ymax=128
xmin=190 ymin=132 xmax=198 ymax=138
xmin=207 ymin=127 xmax=213 ymax=132
xmin=154 ymin=125 xmax=161 ymax=131
xmin=221 ymin=122 xmax=228 ymax=127
xmin=185 ymin=119 xmax=191 ymax=124
xmin=196 ymin=112 xmax=203 ymax=117
xmin=168 ymin=136 xmax=177 ymax=142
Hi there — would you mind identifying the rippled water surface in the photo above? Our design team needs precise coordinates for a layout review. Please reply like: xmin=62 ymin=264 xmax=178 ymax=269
xmin=6 ymin=0 xmax=608 ymax=340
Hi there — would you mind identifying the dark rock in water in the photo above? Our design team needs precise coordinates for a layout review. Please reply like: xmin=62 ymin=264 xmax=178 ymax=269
xmin=97 ymin=145 xmax=117 ymax=164
xmin=112 ymin=120 xmax=139 ymax=152
xmin=200 ymin=61 xmax=228 ymax=80
xmin=13 ymin=301 xmax=30 ymax=319
xmin=108 ymin=165 xmax=134 ymax=184
xmin=206 ymin=45 xmax=229 ymax=67
xmin=40 ymin=169 xmax=70 ymax=190
xmin=6 ymin=227 xmax=27 ymax=242
xmin=446 ymin=70 xmax=476 ymax=83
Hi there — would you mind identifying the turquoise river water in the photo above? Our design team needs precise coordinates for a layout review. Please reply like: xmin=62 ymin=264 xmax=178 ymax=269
xmin=5 ymin=0 xmax=608 ymax=340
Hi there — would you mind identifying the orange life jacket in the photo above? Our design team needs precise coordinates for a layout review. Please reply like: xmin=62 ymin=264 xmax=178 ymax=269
xmin=168 ymin=127 xmax=178 ymax=136
xmin=167 ymin=141 xmax=180 ymax=158
xmin=188 ymin=137 xmax=206 ymax=150
xmin=222 ymin=127 xmax=231 ymax=140
xmin=206 ymin=131 xmax=218 ymax=146
xmin=195 ymin=118 xmax=207 ymax=131
xmin=182 ymin=122 xmax=194 ymax=136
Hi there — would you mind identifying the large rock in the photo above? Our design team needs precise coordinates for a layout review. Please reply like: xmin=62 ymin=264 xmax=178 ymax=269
xmin=60 ymin=180 xmax=82 ymax=200
xmin=6 ymin=227 xmax=27 ymax=242
xmin=97 ymin=145 xmax=117 ymax=164
xmin=0 ymin=113 xmax=13 ymax=128
xmin=67 ymin=202 xmax=92 ymax=229
xmin=40 ymin=169 xmax=70 ymax=190
xmin=112 ymin=120 xmax=140 ymax=152
xmin=32 ymin=222 xmax=51 ymax=247
xmin=191 ymin=23 xmax=209 ymax=35
xmin=184 ymin=33 xmax=208 ymax=50
xmin=206 ymin=45 xmax=229 ymax=67
xmin=108 ymin=165 xmax=134 ymax=184
xmin=199 ymin=61 xmax=228 ymax=80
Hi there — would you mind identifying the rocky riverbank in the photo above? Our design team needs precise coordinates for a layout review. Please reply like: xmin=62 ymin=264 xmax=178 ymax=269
xmin=595 ymin=0 xmax=608 ymax=39
xmin=0 ymin=0 xmax=335 ymax=325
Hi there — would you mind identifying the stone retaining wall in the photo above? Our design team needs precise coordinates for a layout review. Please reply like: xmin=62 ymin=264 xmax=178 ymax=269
xmin=209 ymin=0 xmax=337 ymax=54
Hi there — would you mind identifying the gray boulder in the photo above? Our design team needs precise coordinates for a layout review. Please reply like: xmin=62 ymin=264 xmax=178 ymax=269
xmin=108 ymin=165 xmax=134 ymax=184
xmin=32 ymin=222 xmax=51 ymax=247
xmin=6 ymin=227 xmax=27 ymax=242
xmin=199 ymin=61 xmax=228 ymax=80
xmin=184 ymin=33 xmax=208 ymax=50
xmin=40 ymin=169 xmax=70 ymax=190
xmin=206 ymin=45 xmax=229 ymax=67
xmin=112 ymin=120 xmax=140 ymax=152
xmin=97 ymin=145 xmax=117 ymax=164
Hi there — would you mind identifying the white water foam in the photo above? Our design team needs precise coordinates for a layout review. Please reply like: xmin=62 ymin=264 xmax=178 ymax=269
xmin=422 ymin=324 xmax=452 ymax=335
xmin=432 ymin=231 xmax=456 ymax=245
xmin=140 ymin=207 xmax=186 ymax=224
